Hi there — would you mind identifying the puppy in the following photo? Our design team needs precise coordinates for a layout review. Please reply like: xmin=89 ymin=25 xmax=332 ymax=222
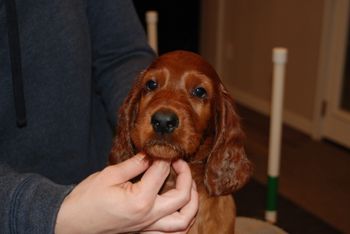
xmin=109 ymin=50 xmax=252 ymax=233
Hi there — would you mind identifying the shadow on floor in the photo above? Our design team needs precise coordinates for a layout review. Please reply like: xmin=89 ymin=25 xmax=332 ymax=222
xmin=234 ymin=179 xmax=342 ymax=234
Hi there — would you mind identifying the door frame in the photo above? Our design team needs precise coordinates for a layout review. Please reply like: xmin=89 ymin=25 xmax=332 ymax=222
xmin=313 ymin=0 xmax=350 ymax=147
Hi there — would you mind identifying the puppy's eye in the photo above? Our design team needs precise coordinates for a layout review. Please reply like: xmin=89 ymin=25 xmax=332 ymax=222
xmin=145 ymin=80 xmax=158 ymax=91
xmin=192 ymin=87 xmax=207 ymax=98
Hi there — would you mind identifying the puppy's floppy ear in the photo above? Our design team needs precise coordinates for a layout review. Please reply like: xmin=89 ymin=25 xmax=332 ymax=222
xmin=204 ymin=83 xmax=252 ymax=196
xmin=109 ymin=73 xmax=145 ymax=165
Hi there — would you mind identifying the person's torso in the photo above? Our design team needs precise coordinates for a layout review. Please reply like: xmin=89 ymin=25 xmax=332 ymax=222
xmin=0 ymin=0 xmax=112 ymax=184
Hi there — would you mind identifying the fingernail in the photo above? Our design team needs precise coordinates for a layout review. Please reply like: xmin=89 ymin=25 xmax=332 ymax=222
xmin=154 ymin=160 xmax=170 ymax=172
xmin=135 ymin=153 xmax=148 ymax=165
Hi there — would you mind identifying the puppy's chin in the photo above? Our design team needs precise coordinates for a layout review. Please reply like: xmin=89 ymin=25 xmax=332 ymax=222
xmin=143 ymin=140 xmax=184 ymax=161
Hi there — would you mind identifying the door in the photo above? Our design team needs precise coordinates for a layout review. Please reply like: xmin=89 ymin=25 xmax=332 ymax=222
xmin=133 ymin=0 xmax=200 ymax=54
xmin=322 ymin=0 xmax=350 ymax=148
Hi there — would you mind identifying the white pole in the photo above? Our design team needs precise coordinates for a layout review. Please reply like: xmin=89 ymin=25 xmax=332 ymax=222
xmin=146 ymin=11 xmax=158 ymax=54
xmin=265 ymin=47 xmax=288 ymax=223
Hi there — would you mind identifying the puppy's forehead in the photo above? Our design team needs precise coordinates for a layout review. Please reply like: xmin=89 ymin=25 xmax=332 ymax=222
xmin=148 ymin=51 xmax=220 ymax=82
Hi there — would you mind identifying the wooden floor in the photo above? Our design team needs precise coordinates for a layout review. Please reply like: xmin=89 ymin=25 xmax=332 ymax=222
xmin=236 ymin=104 xmax=350 ymax=233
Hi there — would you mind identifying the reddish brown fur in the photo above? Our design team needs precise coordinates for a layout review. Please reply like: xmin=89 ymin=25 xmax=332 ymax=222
xmin=109 ymin=51 xmax=252 ymax=233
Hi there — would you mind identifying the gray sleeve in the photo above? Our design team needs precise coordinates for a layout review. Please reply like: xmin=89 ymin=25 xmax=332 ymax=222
xmin=87 ymin=0 xmax=156 ymax=127
xmin=0 ymin=165 xmax=73 ymax=234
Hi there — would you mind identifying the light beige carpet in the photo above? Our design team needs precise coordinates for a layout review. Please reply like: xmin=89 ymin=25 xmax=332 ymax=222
xmin=235 ymin=217 xmax=288 ymax=234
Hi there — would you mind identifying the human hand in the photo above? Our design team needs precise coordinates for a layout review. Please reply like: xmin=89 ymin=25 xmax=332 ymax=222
xmin=55 ymin=153 xmax=198 ymax=234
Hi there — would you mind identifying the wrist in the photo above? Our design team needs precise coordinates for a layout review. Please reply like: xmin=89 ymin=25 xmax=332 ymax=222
xmin=55 ymin=195 xmax=69 ymax=234
xmin=55 ymin=194 xmax=80 ymax=234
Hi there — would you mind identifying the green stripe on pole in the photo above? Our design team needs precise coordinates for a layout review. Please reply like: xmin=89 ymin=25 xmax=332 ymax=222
xmin=266 ymin=176 xmax=279 ymax=211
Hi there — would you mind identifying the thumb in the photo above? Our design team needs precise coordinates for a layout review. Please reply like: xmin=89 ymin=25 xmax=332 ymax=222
xmin=103 ymin=153 xmax=150 ymax=184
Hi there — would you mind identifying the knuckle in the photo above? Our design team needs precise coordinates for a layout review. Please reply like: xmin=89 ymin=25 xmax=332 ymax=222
xmin=101 ymin=165 xmax=115 ymax=176
xmin=133 ymin=197 xmax=152 ymax=214
xmin=179 ymin=190 xmax=191 ymax=205
xmin=176 ymin=216 xmax=191 ymax=230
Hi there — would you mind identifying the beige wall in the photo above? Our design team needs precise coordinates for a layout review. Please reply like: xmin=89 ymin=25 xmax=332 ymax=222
xmin=200 ymin=0 xmax=220 ymax=68
xmin=201 ymin=0 xmax=325 ymax=133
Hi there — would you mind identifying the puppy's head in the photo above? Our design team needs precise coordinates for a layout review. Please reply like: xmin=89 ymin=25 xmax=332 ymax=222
xmin=110 ymin=50 xmax=251 ymax=195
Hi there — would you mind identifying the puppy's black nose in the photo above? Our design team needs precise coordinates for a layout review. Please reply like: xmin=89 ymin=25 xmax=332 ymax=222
xmin=151 ymin=111 xmax=179 ymax=134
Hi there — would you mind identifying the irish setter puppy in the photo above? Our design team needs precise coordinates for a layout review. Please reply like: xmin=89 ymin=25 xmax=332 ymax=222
xmin=109 ymin=50 xmax=252 ymax=233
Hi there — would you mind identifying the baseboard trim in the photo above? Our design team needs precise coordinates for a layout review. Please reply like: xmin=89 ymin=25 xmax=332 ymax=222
xmin=229 ymin=87 xmax=313 ymax=135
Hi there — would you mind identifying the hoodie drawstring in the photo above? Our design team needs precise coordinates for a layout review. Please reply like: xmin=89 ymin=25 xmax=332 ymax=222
xmin=4 ymin=0 xmax=27 ymax=127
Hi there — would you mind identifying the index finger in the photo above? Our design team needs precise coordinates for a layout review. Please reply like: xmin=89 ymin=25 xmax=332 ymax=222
xmin=146 ymin=160 xmax=193 ymax=217
xmin=135 ymin=160 xmax=171 ymax=198
xmin=171 ymin=159 xmax=193 ymax=191
xmin=101 ymin=153 xmax=150 ymax=185
xmin=142 ymin=180 xmax=198 ymax=233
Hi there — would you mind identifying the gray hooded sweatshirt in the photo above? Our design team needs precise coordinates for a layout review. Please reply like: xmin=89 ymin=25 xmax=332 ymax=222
xmin=0 ymin=0 xmax=155 ymax=233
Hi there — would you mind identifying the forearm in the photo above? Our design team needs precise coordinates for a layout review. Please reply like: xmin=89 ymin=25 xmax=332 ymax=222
xmin=87 ymin=0 xmax=156 ymax=126
xmin=0 ymin=164 xmax=73 ymax=233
